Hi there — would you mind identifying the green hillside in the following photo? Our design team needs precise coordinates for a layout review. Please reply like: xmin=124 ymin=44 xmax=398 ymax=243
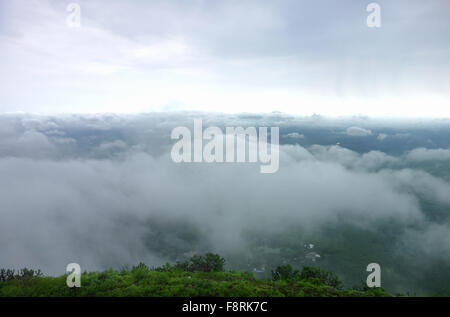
xmin=0 ymin=253 xmax=392 ymax=297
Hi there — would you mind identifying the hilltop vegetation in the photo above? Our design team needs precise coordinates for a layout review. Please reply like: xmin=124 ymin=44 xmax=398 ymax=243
xmin=0 ymin=253 xmax=391 ymax=297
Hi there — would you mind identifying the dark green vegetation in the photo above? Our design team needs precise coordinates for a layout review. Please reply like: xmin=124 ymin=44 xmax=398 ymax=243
xmin=0 ymin=253 xmax=391 ymax=297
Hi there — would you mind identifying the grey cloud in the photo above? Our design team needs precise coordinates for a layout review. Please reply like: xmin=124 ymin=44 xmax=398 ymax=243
xmin=380 ymin=168 xmax=450 ymax=206
xmin=1 ymin=1 xmax=450 ymax=114
xmin=0 ymin=145 xmax=424 ymax=274
xmin=0 ymin=114 xmax=448 ymax=270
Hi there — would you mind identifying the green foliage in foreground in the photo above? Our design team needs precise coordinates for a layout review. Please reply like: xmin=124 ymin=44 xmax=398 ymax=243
xmin=0 ymin=253 xmax=392 ymax=297
xmin=271 ymin=265 xmax=343 ymax=290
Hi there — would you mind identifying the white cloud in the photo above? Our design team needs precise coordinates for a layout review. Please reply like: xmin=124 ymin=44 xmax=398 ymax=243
xmin=284 ymin=132 xmax=305 ymax=139
xmin=345 ymin=126 xmax=372 ymax=137
xmin=395 ymin=133 xmax=411 ymax=138
xmin=309 ymin=145 xmax=398 ymax=171
xmin=406 ymin=148 xmax=450 ymax=161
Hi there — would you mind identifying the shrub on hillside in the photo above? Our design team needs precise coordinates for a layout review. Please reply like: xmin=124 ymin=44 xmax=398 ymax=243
xmin=174 ymin=253 xmax=225 ymax=272
xmin=299 ymin=266 xmax=342 ymax=289
xmin=271 ymin=265 xmax=342 ymax=289
xmin=271 ymin=265 xmax=299 ymax=281
xmin=0 ymin=268 xmax=42 ymax=282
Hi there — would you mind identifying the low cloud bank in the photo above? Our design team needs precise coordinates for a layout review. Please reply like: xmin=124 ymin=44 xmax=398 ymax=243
xmin=0 ymin=114 xmax=449 ymax=294
xmin=406 ymin=147 xmax=450 ymax=161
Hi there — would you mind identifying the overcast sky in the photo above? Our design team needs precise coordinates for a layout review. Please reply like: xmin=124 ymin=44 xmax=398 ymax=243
xmin=1 ymin=0 xmax=449 ymax=117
